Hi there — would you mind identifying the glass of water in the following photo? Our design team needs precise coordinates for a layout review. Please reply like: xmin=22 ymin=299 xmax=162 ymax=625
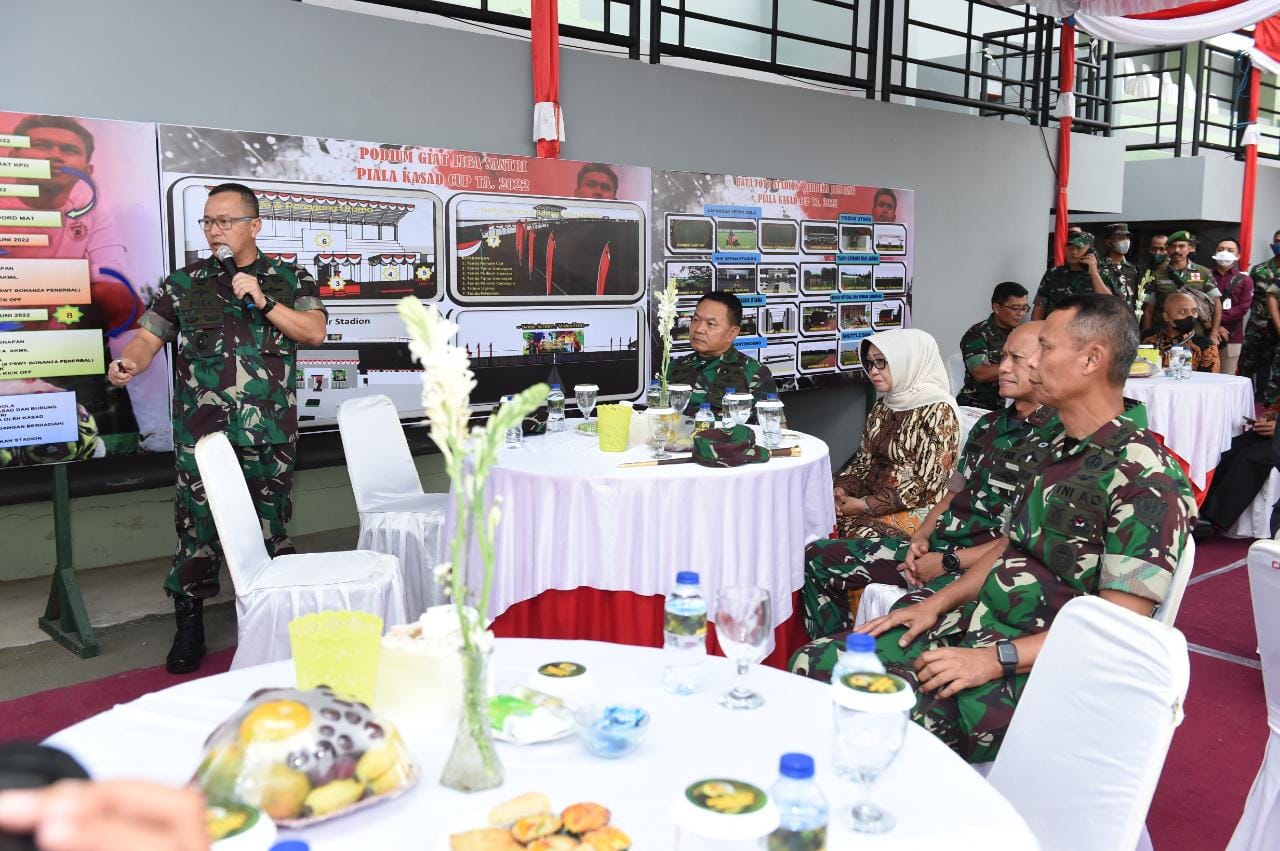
xmin=832 ymin=672 xmax=914 ymax=834
xmin=723 ymin=392 xmax=753 ymax=427
xmin=714 ymin=586 xmax=772 ymax=710
xmin=647 ymin=407 xmax=679 ymax=459
xmin=756 ymin=399 xmax=784 ymax=449
xmin=574 ymin=383 xmax=599 ymax=431
xmin=667 ymin=383 xmax=693 ymax=416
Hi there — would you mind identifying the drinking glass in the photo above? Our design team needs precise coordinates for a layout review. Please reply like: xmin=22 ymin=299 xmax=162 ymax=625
xmin=574 ymin=383 xmax=598 ymax=431
xmin=714 ymin=586 xmax=772 ymax=710
xmin=832 ymin=676 xmax=911 ymax=834
xmin=648 ymin=407 xmax=678 ymax=459
xmin=667 ymin=383 xmax=693 ymax=416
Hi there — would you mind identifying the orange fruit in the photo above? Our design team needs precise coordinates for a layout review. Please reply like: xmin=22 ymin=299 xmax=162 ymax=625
xmin=238 ymin=700 xmax=312 ymax=743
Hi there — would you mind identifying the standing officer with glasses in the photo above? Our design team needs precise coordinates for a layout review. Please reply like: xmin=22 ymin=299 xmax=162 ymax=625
xmin=956 ymin=282 xmax=1028 ymax=411
xmin=108 ymin=183 xmax=327 ymax=674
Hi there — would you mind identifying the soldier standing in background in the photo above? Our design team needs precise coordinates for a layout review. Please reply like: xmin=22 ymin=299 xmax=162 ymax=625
xmin=1241 ymin=228 xmax=1280 ymax=405
xmin=1141 ymin=229 xmax=1222 ymax=338
xmin=1030 ymin=232 xmax=1112 ymax=320
xmin=108 ymin=183 xmax=328 ymax=674
xmin=1098 ymin=223 xmax=1140 ymax=314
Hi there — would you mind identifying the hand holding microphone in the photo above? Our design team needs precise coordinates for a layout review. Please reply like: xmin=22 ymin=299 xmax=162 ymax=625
xmin=215 ymin=245 xmax=260 ymax=312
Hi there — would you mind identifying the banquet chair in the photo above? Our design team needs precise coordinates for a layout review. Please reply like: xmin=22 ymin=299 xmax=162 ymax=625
xmin=987 ymin=596 xmax=1189 ymax=851
xmin=337 ymin=394 xmax=449 ymax=620
xmin=947 ymin=352 xmax=966 ymax=395
xmin=1224 ymin=539 xmax=1280 ymax=850
xmin=194 ymin=432 xmax=408 ymax=669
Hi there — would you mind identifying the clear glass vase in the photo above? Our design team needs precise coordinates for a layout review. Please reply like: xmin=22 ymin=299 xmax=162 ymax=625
xmin=439 ymin=645 xmax=504 ymax=792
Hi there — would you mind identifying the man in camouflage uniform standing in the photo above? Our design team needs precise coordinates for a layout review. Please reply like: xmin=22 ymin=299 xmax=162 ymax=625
xmin=795 ymin=321 xmax=1062 ymax=645
xmin=956 ymin=281 xmax=1028 ymax=410
xmin=847 ymin=294 xmax=1193 ymax=764
xmin=1141 ymin=229 xmax=1221 ymax=338
xmin=1030 ymin=231 xmax=1113 ymax=320
xmin=666 ymin=291 xmax=776 ymax=417
xmin=109 ymin=183 xmax=328 ymax=673
xmin=1098 ymin=223 xmax=1140 ymax=314
xmin=1240 ymin=228 xmax=1280 ymax=405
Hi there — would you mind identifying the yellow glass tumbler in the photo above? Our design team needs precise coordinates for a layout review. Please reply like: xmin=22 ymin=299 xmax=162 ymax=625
xmin=289 ymin=611 xmax=383 ymax=704
xmin=596 ymin=403 xmax=634 ymax=452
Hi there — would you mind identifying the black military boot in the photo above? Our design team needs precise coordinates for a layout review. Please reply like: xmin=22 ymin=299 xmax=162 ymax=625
xmin=165 ymin=596 xmax=206 ymax=674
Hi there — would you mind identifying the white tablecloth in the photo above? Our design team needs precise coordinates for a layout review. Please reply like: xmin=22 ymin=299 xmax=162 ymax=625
xmin=44 ymin=639 xmax=1038 ymax=850
xmin=476 ymin=429 xmax=836 ymax=630
xmin=1123 ymin=372 xmax=1254 ymax=489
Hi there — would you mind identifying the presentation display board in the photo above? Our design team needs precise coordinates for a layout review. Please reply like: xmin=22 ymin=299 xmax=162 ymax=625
xmin=0 ymin=109 xmax=917 ymax=470
xmin=158 ymin=125 xmax=651 ymax=426
xmin=0 ymin=112 xmax=168 ymax=467
xmin=651 ymin=171 xmax=913 ymax=380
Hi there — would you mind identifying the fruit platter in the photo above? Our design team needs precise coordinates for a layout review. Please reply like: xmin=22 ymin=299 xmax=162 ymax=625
xmin=193 ymin=685 xmax=417 ymax=826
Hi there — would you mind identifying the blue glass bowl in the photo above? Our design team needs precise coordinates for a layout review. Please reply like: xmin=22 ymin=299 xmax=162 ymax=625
xmin=574 ymin=704 xmax=650 ymax=758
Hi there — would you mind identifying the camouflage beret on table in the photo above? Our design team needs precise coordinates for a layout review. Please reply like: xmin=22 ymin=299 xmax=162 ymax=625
xmin=1066 ymin=231 xmax=1094 ymax=248
xmin=691 ymin=425 xmax=771 ymax=468
xmin=1167 ymin=229 xmax=1196 ymax=244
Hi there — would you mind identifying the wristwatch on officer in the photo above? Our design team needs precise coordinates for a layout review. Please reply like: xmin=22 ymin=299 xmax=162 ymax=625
xmin=996 ymin=639 xmax=1018 ymax=680
xmin=260 ymin=295 xmax=278 ymax=315
xmin=941 ymin=549 xmax=962 ymax=575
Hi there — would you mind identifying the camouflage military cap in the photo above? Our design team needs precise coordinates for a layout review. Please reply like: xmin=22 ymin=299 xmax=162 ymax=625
xmin=1066 ymin=231 xmax=1094 ymax=248
xmin=1104 ymin=223 xmax=1131 ymax=238
xmin=692 ymin=424 xmax=770 ymax=467
xmin=1168 ymin=229 xmax=1196 ymax=245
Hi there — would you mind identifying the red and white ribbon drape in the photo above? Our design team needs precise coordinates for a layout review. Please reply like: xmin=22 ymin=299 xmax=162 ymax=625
xmin=531 ymin=0 xmax=564 ymax=158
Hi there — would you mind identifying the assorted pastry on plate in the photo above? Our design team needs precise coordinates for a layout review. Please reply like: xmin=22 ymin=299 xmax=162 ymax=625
xmin=450 ymin=792 xmax=630 ymax=850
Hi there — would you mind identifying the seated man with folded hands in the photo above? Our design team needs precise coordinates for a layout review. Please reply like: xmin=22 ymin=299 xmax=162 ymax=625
xmin=796 ymin=294 xmax=1195 ymax=764
xmin=796 ymin=321 xmax=1061 ymax=644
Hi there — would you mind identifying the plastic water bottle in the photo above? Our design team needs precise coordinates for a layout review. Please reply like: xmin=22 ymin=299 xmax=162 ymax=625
xmin=768 ymin=753 xmax=828 ymax=851
xmin=832 ymin=632 xmax=885 ymax=684
xmin=662 ymin=571 xmax=707 ymax=695
xmin=546 ymin=383 xmax=566 ymax=433
xmin=647 ymin=377 xmax=663 ymax=409
xmin=503 ymin=395 xmax=523 ymax=448
xmin=694 ymin=402 xmax=715 ymax=433
xmin=757 ymin=393 xmax=785 ymax=449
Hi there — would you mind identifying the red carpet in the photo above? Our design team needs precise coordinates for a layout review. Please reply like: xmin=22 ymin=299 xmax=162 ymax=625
xmin=0 ymin=649 xmax=234 ymax=745
xmin=0 ymin=538 xmax=1269 ymax=850
xmin=1147 ymin=536 xmax=1263 ymax=850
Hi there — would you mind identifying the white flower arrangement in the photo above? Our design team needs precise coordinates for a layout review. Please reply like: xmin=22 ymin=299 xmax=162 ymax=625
xmin=655 ymin=276 xmax=679 ymax=396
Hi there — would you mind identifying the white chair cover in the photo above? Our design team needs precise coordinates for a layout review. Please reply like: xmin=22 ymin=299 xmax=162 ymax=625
xmin=854 ymin=582 xmax=910 ymax=628
xmin=957 ymin=405 xmax=988 ymax=452
xmin=194 ymin=433 xmax=408 ymax=669
xmin=988 ymin=596 xmax=1189 ymax=851
xmin=1154 ymin=536 xmax=1194 ymax=627
xmin=1226 ymin=469 xmax=1280 ymax=540
xmin=1225 ymin=540 xmax=1280 ymax=850
xmin=337 ymin=395 xmax=448 ymax=619
xmin=948 ymin=352 xmax=967 ymax=395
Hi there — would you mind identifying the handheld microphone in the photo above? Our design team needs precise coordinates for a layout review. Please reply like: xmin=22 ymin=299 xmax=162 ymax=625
xmin=215 ymin=244 xmax=256 ymax=310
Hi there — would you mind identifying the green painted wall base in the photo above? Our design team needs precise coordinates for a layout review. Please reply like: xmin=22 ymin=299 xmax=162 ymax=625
xmin=0 ymin=455 xmax=448 ymax=582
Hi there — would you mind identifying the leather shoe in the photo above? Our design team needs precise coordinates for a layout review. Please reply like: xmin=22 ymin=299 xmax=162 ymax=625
xmin=165 ymin=596 xmax=206 ymax=674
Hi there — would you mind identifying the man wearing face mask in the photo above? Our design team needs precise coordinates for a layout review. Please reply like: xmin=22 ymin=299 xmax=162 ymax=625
xmin=1142 ymin=291 xmax=1220 ymax=373
xmin=1138 ymin=235 xmax=1169 ymax=331
xmin=1241 ymin=229 xmax=1280 ymax=405
xmin=1141 ymin=230 xmax=1222 ymax=339
xmin=1098 ymin=223 xmax=1139 ymax=312
xmin=1211 ymin=237 xmax=1253 ymax=375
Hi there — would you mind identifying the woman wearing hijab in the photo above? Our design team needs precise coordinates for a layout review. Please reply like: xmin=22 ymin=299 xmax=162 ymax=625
xmin=801 ymin=328 xmax=960 ymax=638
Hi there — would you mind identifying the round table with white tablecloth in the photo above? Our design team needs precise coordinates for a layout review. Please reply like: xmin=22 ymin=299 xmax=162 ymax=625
xmin=44 ymin=639 xmax=1039 ymax=850
xmin=477 ymin=428 xmax=836 ymax=641
xmin=1122 ymin=372 xmax=1254 ymax=490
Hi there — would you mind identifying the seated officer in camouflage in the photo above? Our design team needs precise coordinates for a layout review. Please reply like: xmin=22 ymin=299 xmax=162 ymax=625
xmin=1141 ymin=229 xmax=1221 ymax=338
xmin=1030 ymin=231 xmax=1114 ymax=320
xmin=850 ymin=294 xmax=1194 ymax=764
xmin=795 ymin=321 xmax=1061 ymax=641
xmin=108 ymin=182 xmax=328 ymax=675
xmin=955 ymin=281 xmax=1028 ymax=411
xmin=666 ymin=291 xmax=776 ymax=417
